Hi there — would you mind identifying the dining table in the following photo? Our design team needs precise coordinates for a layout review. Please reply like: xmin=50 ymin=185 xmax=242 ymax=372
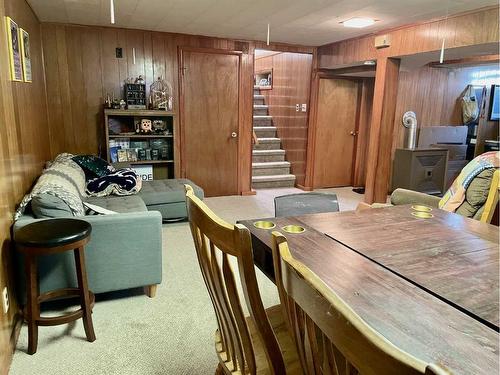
xmin=239 ymin=204 xmax=500 ymax=374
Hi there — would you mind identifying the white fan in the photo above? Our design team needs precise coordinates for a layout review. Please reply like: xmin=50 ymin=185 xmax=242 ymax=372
xmin=402 ymin=111 xmax=418 ymax=149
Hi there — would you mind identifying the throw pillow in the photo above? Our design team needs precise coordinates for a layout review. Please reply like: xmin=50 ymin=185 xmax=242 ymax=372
xmin=72 ymin=155 xmax=116 ymax=180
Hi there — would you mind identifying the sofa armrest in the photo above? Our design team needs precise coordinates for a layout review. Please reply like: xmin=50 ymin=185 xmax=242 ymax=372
xmin=13 ymin=211 xmax=163 ymax=298
xmin=390 ymin=188 xmax=441 ymax=207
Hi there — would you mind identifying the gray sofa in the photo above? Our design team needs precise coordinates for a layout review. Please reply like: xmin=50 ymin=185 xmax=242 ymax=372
xmin=13 ymin=155 xmax=204 ymax=302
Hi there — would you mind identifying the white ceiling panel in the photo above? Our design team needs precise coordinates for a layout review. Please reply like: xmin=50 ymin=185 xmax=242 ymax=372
xmin=26 ymin=0 xmax=497 ymax=46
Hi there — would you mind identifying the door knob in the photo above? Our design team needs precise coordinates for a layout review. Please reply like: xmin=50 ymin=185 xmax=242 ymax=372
xmin=231 ymin=132 xmax=238 ymax=138
xmin=350 ymin=131 xmax=358 ymax=136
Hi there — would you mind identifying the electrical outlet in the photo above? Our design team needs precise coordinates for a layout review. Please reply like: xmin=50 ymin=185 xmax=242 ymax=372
xmin=295 ymin=104 xmax=300 ymax=112
xmin=301 ymin=103 xmax=307 ymax=112
xmin=2 ymin=287 xmax=8 ymax=314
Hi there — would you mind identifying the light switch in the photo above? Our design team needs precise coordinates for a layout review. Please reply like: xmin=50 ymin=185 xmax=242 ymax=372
xmin=301 ymin=104 xmax=307 ymax=112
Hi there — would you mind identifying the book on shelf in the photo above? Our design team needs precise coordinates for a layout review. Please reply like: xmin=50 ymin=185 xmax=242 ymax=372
xmin=117 ymin=149 xmax=128 ymax=162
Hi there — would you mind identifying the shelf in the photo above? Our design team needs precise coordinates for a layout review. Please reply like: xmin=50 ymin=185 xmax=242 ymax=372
xmin=105 ymin=109 xmax=176 ymax=117
xmin=125 ymin=160 xmax=174 ymax=165
xmin=109 ymin=134 xmax=173 ymax=138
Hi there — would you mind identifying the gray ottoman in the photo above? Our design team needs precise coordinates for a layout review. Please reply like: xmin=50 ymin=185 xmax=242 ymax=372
xmin=138 ymin=179 xmax=204 ymax=220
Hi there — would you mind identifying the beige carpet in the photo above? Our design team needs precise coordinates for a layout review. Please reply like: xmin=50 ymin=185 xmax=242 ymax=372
xmin=9 ymin=187 xmax=362 ymax=375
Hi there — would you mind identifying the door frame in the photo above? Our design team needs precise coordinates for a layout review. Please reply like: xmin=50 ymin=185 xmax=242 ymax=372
xmin=305 ymin=71 xmax=366 ymax=189
xmin=178 ymin=46 xmax=244 ymax=195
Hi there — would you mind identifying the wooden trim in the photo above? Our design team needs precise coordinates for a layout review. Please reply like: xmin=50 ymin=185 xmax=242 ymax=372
xmin=364 ymin=57 xmax=401 ymax=203
xmin=350 ymin=81 xmax=364 ymax=185
xmin=178 ymin=46 xmax=244 ymax=194
xmin=296 ymin=184 xmax=313 ymax=191
xmin=428 ymin=54 xmax=500 ymax=68
xmin=319 ymin=5 xmax=499 ymax=51
xmin=321 ymin=65 xmax=377 ymax=75
xmin=241 ymin=190 xmax=257 ymax=196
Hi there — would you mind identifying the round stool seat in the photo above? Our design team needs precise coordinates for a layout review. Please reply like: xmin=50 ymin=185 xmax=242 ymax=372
xmin=15 ymin=218 xmax=91 ymax=249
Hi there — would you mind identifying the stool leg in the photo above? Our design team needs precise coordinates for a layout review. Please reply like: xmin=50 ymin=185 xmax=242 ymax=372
xmin=74 ymin=247 xmax=96 ymax=342
xmin=25 ymin=255 xmax=39 ymax=355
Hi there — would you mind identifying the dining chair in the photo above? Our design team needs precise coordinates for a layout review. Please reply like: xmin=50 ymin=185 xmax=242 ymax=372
xmin=274 ymin=193 xmax=339 ymax=217
xmin=271 ymin=231 xmax=452 ymax=375
xmin=185 ymin=185 xmax=301 ymax=375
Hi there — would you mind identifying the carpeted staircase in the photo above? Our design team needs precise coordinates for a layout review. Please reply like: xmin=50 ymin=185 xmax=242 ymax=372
xmin=252 ymin=87 xmax=296 ymax=189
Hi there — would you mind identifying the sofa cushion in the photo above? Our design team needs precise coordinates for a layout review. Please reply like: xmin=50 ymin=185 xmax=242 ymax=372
xmin=72 ymin=154 xmax=115 ymax=180
xmin=31 ymin=193 xmax=73 ymax=218
xmin=456 ymin=169 xmax=494 ymax=218
xmin=85 ymin=195 xmax=147 ymax=214
xmin=138 ymin=179 xmax=204 ymax=206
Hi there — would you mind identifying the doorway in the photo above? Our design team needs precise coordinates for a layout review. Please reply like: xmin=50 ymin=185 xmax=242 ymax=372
xmin=251 ymin=49 xmax=313 ymax=189
xmin=179 ymin=47 xmax=241 ymax=197
xmin=311 ymin=74 xmax=374 ymax=189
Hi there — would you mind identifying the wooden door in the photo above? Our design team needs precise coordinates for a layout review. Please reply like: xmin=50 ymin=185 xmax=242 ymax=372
xmin=313 ymin=78 xmax=359 ymax=188
xmin=180 ymin=48 xmax=240 ymax=197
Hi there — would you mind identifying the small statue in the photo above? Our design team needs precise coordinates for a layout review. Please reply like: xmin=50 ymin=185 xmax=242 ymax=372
xmin=137 ymin=119 xmax=152 ymax=134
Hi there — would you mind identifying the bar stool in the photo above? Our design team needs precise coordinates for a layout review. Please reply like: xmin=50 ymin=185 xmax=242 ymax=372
xmin=15 ymin=218 xmax=96 ymax=354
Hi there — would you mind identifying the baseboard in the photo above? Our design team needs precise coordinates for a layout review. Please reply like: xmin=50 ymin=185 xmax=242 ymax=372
xmin=296 ymin=184 xmax=313 ymax=191
xmin=241 ymin=190 xmax=256 ymax=196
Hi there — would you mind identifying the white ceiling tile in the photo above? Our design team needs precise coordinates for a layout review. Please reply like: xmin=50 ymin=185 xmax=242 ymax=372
xmin=27 ymin=0 xmax=498 ymax=45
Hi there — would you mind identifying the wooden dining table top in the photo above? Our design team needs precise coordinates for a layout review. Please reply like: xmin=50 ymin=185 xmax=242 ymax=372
xmin=239 ymin=204 xmax=500 ymax=374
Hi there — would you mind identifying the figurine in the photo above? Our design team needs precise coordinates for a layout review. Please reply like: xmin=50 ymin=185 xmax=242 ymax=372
xmin=138 ymin=119 xmax=152 ymax=134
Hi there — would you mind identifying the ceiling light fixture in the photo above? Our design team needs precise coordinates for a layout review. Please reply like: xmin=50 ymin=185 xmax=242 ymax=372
xmin=342 ymin=17 xmax=375 ymax=28
xmin=364 ymin=60 xmax=376 ymax=65
xmin=110 ymin=0 xmax=115 ymax=24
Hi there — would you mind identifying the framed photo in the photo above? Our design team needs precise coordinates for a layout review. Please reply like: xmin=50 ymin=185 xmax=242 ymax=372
xmin=19 ymin=28 xmax=31 ymax=82
xmin=5 ymin=17 xmax=22 ymax=82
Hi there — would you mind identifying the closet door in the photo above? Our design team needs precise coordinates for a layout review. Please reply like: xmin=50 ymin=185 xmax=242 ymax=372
xmin=180 ymin=48 xmax=240 ymax=197
xmin=313 ymin=78 xmax=359 ymax=188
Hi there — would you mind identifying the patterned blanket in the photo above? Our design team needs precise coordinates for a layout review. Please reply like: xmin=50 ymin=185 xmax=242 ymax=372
xmin=15 ymin=153 xmax=86 ymax=220
xmin=439 ymin=151 xmax=500 ymax=212
xmin=86 ymin=169 xmax=142 ymax=197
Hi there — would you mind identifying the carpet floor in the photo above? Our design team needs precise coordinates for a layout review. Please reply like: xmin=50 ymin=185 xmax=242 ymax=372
xmin=9 ymin=187 xmax=362 ymax=375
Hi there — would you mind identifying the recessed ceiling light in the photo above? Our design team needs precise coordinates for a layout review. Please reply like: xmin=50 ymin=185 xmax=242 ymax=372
xmin=364 ymin=60 xmax=376 ymax=65
xmin=342 ymin=18 xmax=376 ymax=28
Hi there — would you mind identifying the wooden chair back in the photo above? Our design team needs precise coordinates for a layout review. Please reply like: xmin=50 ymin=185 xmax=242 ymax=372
xmin=271 ymin=231 xmax=452 ymax=375
xmin=185 ymin=185 xmax=285 ymax=374
xmin=480 ymin=169 xmax=499 ymax=224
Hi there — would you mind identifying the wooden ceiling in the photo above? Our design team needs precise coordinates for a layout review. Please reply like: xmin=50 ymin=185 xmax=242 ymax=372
xmin=27 ymin=0 xmax=498 ymax=46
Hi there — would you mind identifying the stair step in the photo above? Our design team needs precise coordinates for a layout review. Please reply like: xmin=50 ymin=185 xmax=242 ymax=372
xmin=253 ymin=115 xmax=272 ymax=126
xmin=254 ymin=95 xmax=265 ymax=99
xmin=253 ymin=106 xmax=268 ymax=115
xmin=252 ymin=174 xmax=296 ymax=189
xmin=253 ymin=137 xmax=281 ymax=150
xmin=253 ymin=95 xmax=265 ymax=105
xmin=252 ymin=149 xmax=285 ymax=163
xmin=252 ymin=161 xmax=291 ymax=176
xmin=253 ymin=126 xmax=276 ymax=138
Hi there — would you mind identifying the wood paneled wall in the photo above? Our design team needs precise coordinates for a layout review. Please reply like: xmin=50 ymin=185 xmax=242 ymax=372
xmin=0 ymin=0 xmax=50 ymax=372
xmin=40 ymin=24 xmax=314 ymax=194
xmin=318 ymin=7 xmax=499 ymax=68
xmin=254 ymin=52 xmax=313 ymax=186
xmin=393 ymin=64 xmax=500 ymax=157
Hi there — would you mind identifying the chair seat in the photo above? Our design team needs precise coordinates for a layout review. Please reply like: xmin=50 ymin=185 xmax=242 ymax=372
xmin=15 ymin=218 xmax=91 ymax=249
xmin=215 ymin=305 xmax=302 ymax=374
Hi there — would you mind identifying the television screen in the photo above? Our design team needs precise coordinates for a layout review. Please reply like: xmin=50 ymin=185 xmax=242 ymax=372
xmin=489 ymin=84 xmax=500 ymax=121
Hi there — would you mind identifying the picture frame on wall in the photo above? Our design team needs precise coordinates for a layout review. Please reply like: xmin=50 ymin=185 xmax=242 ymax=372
xmin=5 ymin=16 xmax=23 ymax=82
xmin=19 ymin=28 xmax=32 ymax=82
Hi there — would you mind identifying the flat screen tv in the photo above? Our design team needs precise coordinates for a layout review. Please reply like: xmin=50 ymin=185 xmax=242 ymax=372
xmin=489 ymin=84 xmax=500 ymax=121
